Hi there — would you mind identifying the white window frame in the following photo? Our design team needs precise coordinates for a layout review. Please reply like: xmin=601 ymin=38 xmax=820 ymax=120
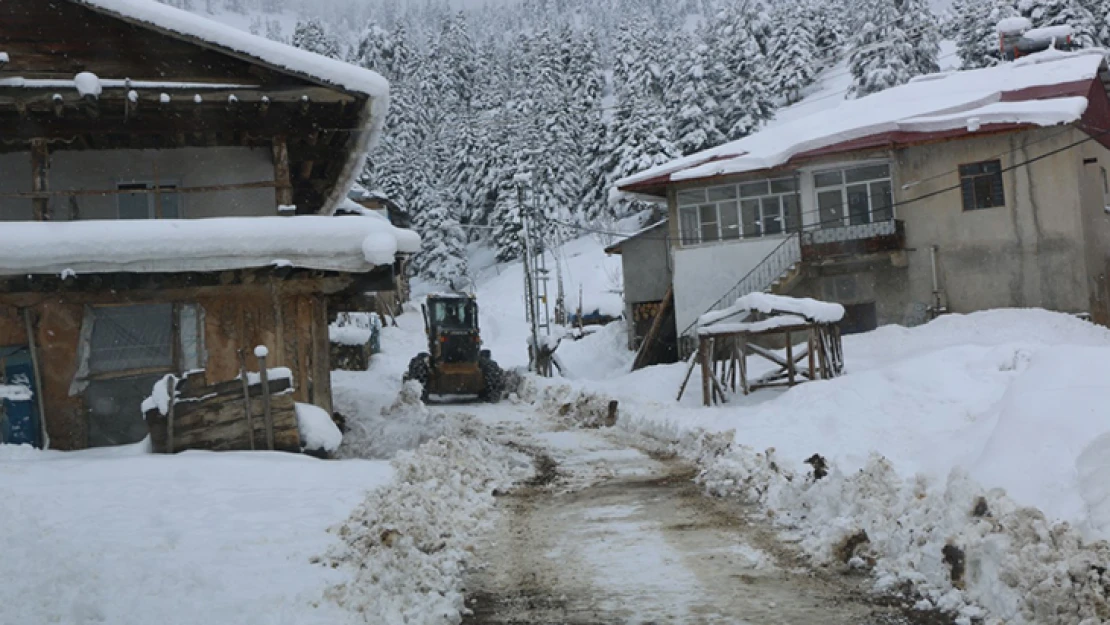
xmin=116 ymin=179 xmax=183 ymax=219
xmin=811 ymin=162 xmax=893 ymax=229
xmin=675 ymin=176 xmax=801 ymax=247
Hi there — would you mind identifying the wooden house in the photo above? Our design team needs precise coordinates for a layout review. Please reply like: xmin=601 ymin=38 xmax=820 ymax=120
xmin=0 ymin=0 xmax=419 ymax=451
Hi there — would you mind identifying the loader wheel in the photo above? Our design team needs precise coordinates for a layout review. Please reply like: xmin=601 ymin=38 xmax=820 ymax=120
xmin=478 ymin=355 xmax=504 ymax=403
xmin=405 ymin=352 xmax=431 ymax=402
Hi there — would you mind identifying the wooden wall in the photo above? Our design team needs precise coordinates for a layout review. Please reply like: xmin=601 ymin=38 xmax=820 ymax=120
xmin=0 ymin=282 xmax=334 ymax=451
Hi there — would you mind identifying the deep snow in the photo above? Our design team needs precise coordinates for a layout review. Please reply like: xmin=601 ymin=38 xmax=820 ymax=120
xmin=0 ymin=441 xmax=393 ymax=625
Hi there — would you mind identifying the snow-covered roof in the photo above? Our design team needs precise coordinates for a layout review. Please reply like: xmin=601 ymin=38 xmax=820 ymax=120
xmin=68 ymin=0 xmax=390 ymax=215
xmin=604 ymin=219 xmax=668 ymax=255
xmin=70 ymin=0 xmax=388 ymax=99
xmin=0 ymin=216 xmax=420 ymax=277
xmin=699 ymin=293 xmax=845 ymax=328
xmin=618 ymin=50 xmax=1107 ymax=194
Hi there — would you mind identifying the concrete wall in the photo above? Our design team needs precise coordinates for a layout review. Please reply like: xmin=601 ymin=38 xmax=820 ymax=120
xmin=671 ymin=235 xmax=785 ymax=334
xmin=0 ymin=146 xmax=276 ymax=221
xmin=1076 ymin=137 xmax=1110 ymax=324
xmin=896 ymin=127 xmax=1090 ymax=317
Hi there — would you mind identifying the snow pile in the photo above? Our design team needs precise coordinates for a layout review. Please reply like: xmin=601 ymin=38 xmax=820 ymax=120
xmin=295 ymin=402 xmax=343 ymax=454
xmin=617 ymin=50 xmax=1104 ymax=189
xmin=73 ymin=71 xmax=102 ymax=98
xmin=337 ymin=380 xmax=463 ymax=460
xmin=1025 ymin=25 xmax=1074 ymax=44
xmin=0 ymin=445 xmax=393 ymax=625
xmin=0 ymin=216 xmax=420 ymax=275
xmin=330 ymin=325 xmax=373 ymax=346
xmin=0 ymin=383 xmax=32 ymax=401
xmin=592 ymin=309 xmax=1110 ymax=624
xmin=691 ymin=442 xmax=1110 ymax=625
xmin=324 ymin=433 xmax=527 ymax=624
xmin=997 ymin=16 xmax=1033 ymax=34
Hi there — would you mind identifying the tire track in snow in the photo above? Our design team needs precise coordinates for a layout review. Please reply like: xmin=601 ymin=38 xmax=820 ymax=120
xmin=462 ymin=418 xmax=923 ymax=625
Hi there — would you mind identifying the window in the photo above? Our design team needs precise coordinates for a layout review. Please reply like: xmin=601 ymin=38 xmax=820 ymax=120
xmin=83 ymin=303 xmax=205 ymax=448
xmin=814 ymin=163 xmax=892 ymax=228
xmin=676 ymin=177 xmax=799 ymax=245
xmin=117 ymin=182 xmax=181 ymax=219
xmin=959 ymin=160 xmax=1005 ymax=211
xmin=89 ymin=304 xmax=175 ymax=374
xmin=431 ymin=299 xmax=475 ymax=329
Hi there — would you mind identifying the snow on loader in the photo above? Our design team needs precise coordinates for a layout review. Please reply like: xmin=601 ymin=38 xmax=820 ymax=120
xmin=403 ymin=294 xmax=504 ymax=402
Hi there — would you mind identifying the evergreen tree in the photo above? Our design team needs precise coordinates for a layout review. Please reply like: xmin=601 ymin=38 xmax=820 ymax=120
xmin=954 ymin=0 xmax=1019 ymax=69
xmin=708 ymin=7 xmax=775 ymax=139
xmin=292 ymin=18 xmax=341 ymax=59
xmin=410 ymin=190 xmax=470 ymax=290
xmin=668 ymin=42 xmax=725 ymax=155
xmin=767 ymin=4 xmax=820 ymax=104
xmin=1019 ymin=0 xmax=1098 ymax=47
xmin=806 ymin=0 xmax=847 ymax=63
xmin=849 ymin=0 xmax=939 ymax=98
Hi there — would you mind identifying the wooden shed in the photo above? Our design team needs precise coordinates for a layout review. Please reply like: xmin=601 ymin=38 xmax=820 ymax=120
xmin=0 ymin=0 xmax=418 ymax=451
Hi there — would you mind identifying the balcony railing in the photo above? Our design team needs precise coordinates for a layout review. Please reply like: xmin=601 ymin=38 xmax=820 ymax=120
xmin=800 ymin=220 xmax=905 ymax=262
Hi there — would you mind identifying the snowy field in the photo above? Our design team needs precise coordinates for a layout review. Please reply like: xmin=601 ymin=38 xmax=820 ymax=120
xmin=0 ymin=442 xmax=393 ymax=624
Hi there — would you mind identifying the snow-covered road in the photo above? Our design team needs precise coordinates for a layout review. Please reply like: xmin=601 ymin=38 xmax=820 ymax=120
xmin=447 ymin=402 xmax=929 ymax=625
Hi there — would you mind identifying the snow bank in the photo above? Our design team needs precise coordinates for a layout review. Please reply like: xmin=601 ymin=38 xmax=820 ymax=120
xmin=617 ymin=50 xmax=1104 ymax=189
xmin=590 ymin=309 xmax=1110 ymax=624
xmin=0 ymin=446 xmax=393 ymax=625
xmin=0 ymin=216 xmax=420 ymax=276
xmin=324 ymin=432 xmax=528 ymax=624
xmin=296 ymin=402 xmax=342 ymax=453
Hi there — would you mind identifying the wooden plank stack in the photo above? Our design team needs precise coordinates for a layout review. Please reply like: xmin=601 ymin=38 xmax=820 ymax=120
xmin=145 ymin=371 xmax=300 ymax=453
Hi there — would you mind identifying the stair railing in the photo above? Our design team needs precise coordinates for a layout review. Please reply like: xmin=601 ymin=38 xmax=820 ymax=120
xmin=676 ymin=232 xmax=802 ymax=358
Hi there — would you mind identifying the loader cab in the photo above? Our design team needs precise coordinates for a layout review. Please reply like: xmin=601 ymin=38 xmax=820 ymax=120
xmin=425 ymin=295 xmax=481 ymax=364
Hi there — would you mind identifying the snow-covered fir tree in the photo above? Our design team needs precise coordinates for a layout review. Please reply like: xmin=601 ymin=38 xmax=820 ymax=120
xmin=849 ymin=0 xmax=940 ymax=98
xmin=410 ymin=190 xmax=470 ymax=290
xmin=292 ymin=18 xmax=341 ymax=59
xmin=668 ymin=41 xmax=725 ymax=155
xmin=708 ymin=7 xmax=776 ymax=139
xmin=767 ymin=4 xmax=820 ymax=104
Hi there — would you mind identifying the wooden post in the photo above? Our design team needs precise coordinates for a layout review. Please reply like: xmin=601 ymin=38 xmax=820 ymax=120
xmin=30 ymin=139 xmax=48 ymax=221
xmin=739 ymin=338 xmax=749 ymax=395
xmin=257 ymin=346 xmax=274 ymax=451
xmin=166 ymin=376 xmax=176 ymax=454
xmin=21 ymin=308 xmax=49 ymax=449
xmin=699 ymin=337 xmax=712 ymax=407
xmin=785 ymin=331 xmax=795 ymax=386
xmin=675 ymin=352 xmax=698 ymax=402
xmin=807 ymin=329 xmax=816 ymax=381
xmin=237 ymin=349 xmax=255 ymax=451
xmin=271 ymin=136 xmax=293 ymax=211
